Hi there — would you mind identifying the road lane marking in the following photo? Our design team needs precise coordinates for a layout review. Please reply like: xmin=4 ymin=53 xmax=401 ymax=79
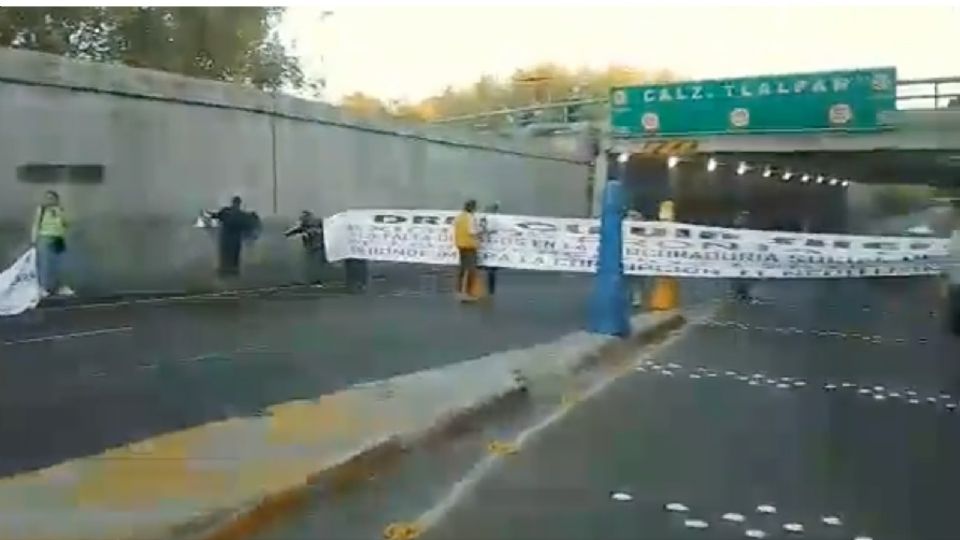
xmin=637 ymin=357 xmax=960 ymax=416
xmin=37 ymin=280 xmax=500 ymax=314
xmin=822 ymin=515 xmax=843 ymax=526
xmin=409 ymin=317 xmax=700 ymax=535
xmin=782 ymin=522 xmax=804 ymax=533
xmin=696 ymin=318 xmax=934 ymax=346
xmin=757 ymin=504 xmax=777 ymax=514
xmin=1 ymin=326 xmax=133 ymax=346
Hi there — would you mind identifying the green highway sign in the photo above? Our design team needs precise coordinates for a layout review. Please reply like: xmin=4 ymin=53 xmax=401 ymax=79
xmin=610 ymin=67 xmax=897 ymax=138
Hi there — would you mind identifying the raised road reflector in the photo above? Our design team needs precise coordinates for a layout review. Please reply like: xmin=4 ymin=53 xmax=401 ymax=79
xmin=487 ymin=440 xmax=519 ymax=456
xmin=383 ymin=522 xmax=423 ymax=540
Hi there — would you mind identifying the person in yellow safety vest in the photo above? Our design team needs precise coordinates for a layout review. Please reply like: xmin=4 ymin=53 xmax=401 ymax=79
xmin=453 ymin=199 xmax=480 ymax=301
xmin=31 ymin=190 xmax=75 ymax=298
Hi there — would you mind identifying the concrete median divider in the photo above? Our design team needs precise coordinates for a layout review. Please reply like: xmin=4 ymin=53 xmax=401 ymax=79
xmin=0 ymin=310 xmax=683 ymax=540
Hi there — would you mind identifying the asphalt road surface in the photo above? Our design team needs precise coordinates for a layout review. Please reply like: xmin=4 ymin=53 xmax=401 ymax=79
xmin=425 ymin=277 xmax=960 ymax=540
xmin=0 ymin=271 xmax=589 ymax=476
xmin=0 ymin=271 xmax=722 ymax=477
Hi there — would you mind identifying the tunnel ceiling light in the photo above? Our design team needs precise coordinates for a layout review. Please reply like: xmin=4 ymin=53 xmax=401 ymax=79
xmin=828 ymin=177 xmax=839 ymax=186
xmin=762 ymin=167 xmax=772 ymax=178
xmin=617 ymin=152 xmax=630 ymax=164
xmin=706 ymin=157 xmax=718 ymax=172
xmin=782 ymin=171 xmax=793 ymax=181
xmin=816 ymin=175 xmax=825 ymax=184
xmin=736 ymin=161 xmax=748 ymax=175
xmin=667 ymin=155 xmax=680 ymax=169
xmin=801 ymin=174 xmax=811 ymax=183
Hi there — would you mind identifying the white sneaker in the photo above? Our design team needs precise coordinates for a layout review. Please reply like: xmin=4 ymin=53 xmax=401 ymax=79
xmin=56 ymin=286 xmax=76 ymax=297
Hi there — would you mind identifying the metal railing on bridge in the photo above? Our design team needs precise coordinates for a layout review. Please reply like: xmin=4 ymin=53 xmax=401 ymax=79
xmin=430 ymin=76 xmax=960 ymax=132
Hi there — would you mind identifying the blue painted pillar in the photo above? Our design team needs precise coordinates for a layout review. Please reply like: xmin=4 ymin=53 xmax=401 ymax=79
xmin=588 ymin=155 xmax=630 ymax=337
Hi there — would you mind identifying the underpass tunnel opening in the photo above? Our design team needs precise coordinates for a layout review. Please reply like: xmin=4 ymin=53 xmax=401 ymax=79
xmin=612 ymin=152 xmax=850 ymax=232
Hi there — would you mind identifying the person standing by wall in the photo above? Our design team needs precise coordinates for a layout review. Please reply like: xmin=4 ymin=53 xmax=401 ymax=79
xmin=285 ymin=210 xmax=325 ymax=285
xmin=946 ymin=201 xmax=960 ymax=335
xmin=31 ymin=190 xmax=74 ymax=298
xmin=731 ymin=210 xmax=755 ymax=302
xmin=479 ymin=201 xmax=501 ymax=296
xmin=626 ymin=209 xmax=647 ymax=308
xmin=208 ymin=196 xmax=259 ymax=278
xmin=453 ymin=199 xmax=480 ymax=302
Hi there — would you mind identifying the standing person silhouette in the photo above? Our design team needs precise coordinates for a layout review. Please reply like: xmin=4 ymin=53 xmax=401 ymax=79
xmin=480 ymin=201 xmax=501 ymax=296
xmin=31 ymin=190 xmax=74 ymax=298
xmin=209 ymin=196 xmax=259 ymax=278
xmin=453 ymin=199 xmax=480 ymax=302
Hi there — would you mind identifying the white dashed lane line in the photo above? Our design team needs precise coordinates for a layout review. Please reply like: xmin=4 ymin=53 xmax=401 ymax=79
xmin=651 ymin=499 xmax=869 ymax=539
xmin=637 ymin=359 xmax=959 ymax=414
xmin=696 ymin=318 xmax=934 ymax=347
xmin=1 ymin=326 xmax=133 ymax=346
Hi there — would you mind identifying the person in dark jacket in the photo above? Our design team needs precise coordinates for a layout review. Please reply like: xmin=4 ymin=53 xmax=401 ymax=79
xmin=285 ymin=210 xmax=326 ymax=284
xmin=731 ymin=210 xmax=755 ymax=301
xmin=479 ymin=202 xmax=501 ymax=296
xmin=210 ymin=196 xmax=259 ymax=277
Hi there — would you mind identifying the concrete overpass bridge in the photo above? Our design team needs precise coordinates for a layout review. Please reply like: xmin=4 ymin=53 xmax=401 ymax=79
xmin=433 ymin=76 xmax=960 ymax=188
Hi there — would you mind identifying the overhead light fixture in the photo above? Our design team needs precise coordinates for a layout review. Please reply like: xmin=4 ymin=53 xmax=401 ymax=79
xmin=617 ymin=152 xmax=630 ymax=164
xmin=841 ymin=180 xmax=851 ymax=187
xmin=762 ymin=167 xmax=772 ymax=178
xmin=706 ymin=157 xmax=718 ymax=172
xmin=828 ymin=177 xmax=839 ymax=186
xmin=667 ymin=155 xmax=679 ymax=169
xmin=736 ymin=161 xmax=748 ymax=175
xmin=801 ymin=174 xmax=811 ymax=183
xmin=782 ymin=171 xmax=793 ymax=181
xmin=816 ymin=175 xmax=825 ymax=184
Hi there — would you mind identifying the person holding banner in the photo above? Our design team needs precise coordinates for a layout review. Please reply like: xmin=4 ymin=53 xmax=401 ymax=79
xmin=626 ymin=209 xmax=648 ymax=309
xmin=206 ymin=196 xmax=260 ymax=278
xmin=453 ymin=199 xmax=481 ymax=302
xmin=31 ymin=190 xmax=74 ymax=298
xmin=731 ymin=210 xmax=755 ymax=302
xmin=284 ymin=210 xmax=326 ymax=285
xmin=479 ymin=202 xmax=501 ymax=296
xmin=948 ymin=215 xmax=960 ymax=335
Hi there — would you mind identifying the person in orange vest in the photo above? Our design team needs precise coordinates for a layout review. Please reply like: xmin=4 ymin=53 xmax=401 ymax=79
xmin=453 ymin=199 xmax=480 ymax=301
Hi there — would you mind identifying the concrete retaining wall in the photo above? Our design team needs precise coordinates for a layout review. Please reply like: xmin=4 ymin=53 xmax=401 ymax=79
xmin=0 ymin=48 xmax=590 ymax=294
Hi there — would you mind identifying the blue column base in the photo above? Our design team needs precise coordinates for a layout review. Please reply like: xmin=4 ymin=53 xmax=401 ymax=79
xmin=588 ymin=271 xmax=630 ymax=337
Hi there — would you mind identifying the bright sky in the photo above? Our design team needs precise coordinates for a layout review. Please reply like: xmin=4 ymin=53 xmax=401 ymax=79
xmin=280 ymin=3 xmax=960 ymax=103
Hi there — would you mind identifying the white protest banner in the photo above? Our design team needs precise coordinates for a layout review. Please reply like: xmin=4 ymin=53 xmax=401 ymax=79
xmin=0 ymin=249 xmax=42 ymax=316
xmin=323 ymin=209 xmax=951 ymax=279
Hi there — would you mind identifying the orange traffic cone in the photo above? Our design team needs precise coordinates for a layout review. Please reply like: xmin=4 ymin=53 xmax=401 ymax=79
xmin=648 ymin=277 xmax=679 ymax=311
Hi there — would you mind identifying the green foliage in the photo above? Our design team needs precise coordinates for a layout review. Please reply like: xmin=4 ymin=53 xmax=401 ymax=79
xmin=0 ymin=7 xmax=304 ymax=91
xmin=340 ymin=63 xmax=677 ymax=122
